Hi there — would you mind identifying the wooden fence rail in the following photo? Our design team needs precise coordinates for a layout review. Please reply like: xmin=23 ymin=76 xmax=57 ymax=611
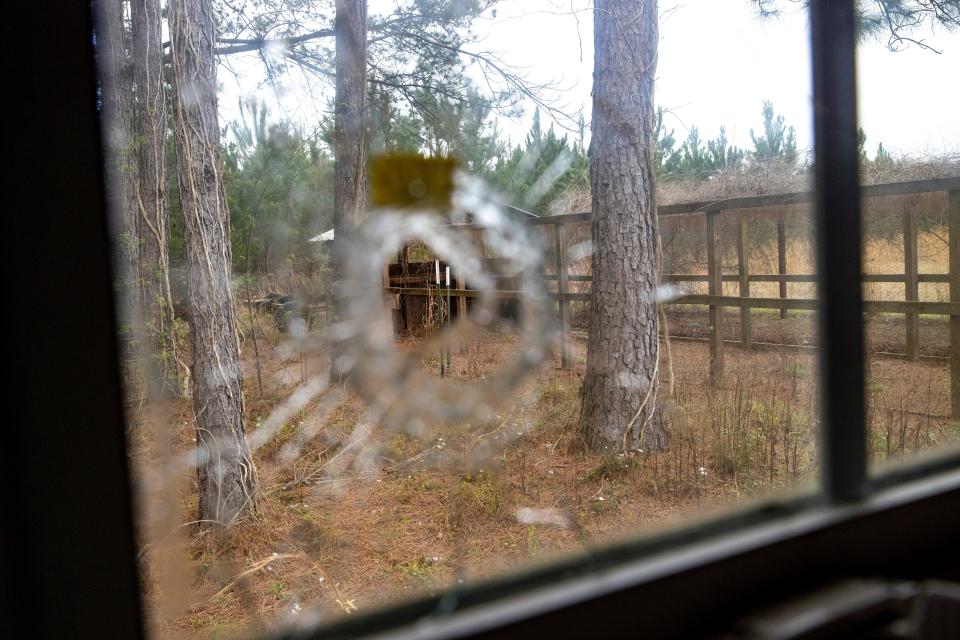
xmin=385 ymin=178 xmax=960 ymax=415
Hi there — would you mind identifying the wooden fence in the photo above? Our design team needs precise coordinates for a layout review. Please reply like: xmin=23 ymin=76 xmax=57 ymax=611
xmin=384 ymin=177 xmax=960 ymax=415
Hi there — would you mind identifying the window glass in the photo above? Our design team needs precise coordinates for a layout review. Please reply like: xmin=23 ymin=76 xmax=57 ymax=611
xmin=91 ymin=1 xmax=851 ymax=637
xmin=853 ymin=22 xmax=960 ymax=471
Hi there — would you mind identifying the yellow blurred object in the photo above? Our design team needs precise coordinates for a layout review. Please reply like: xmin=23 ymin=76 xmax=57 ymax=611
xmin=370 ymin=153 xmax=458 ymax=210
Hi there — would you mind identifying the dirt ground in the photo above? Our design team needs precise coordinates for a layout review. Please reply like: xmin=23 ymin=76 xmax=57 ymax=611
xmin=662 ymin=306 xmax=950 ymax=358
xmin=134 ymin=307 xmax=959 ymax=639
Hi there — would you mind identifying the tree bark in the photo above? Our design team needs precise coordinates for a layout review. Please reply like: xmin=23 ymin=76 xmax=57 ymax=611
xmin=95 ymin=0 xmax=140 ymax=356
xmin=131 ymin=0 xmax=180 ymax=398
xmin=578 ymin=0 xmax=666 ymax=453
xmin=170 ymin=0 xmax=256 ymax=525
xmin=330 ymin=0 xmax=368 ymax=379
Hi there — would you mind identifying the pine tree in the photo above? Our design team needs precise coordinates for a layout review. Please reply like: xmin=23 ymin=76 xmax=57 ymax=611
xmin=656 ymin=117 xmax=745 ymax=180
xmin=707 ymin=127 xmax=746 ymax=172
xmin=490 ymin=107 xmax=589 ymax=212
xmin=756 ymin=1 xmax=960 ymax=53
xmin=330 ymin=0 xmax=368 ymax=381
xmin=170 ymin=0 xmax=256 ymax=526
xmin=223 ymin=114 xmax=334 ymax=274
xmin=750 ymin=100 xmax=798 ymax=164
xmin=579 ymin=0 xmax=666 ymax=452
xmin=653 ymin=107 xmax=680 ymax=175
xmin=132 ymin=0 xmax=181 ymax=398
xmin=875 ymin=142 xmax=894 ymax=168
xmin=858 ymin=127 xmax=869 ymax=163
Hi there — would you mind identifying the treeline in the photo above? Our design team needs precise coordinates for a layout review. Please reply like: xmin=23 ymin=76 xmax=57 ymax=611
xmin=190 ymin=95 xmax=900 ymax=276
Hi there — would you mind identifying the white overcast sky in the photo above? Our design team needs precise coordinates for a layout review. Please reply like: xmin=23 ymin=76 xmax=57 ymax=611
xmin=221 ymin=0 xmax=960 ymax=157
xmin=474 ymin=0 xmax=960 ymax=156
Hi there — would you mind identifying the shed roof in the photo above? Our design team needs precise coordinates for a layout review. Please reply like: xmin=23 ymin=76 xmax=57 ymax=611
xmin=308 ymin=228 xmax=335 ymax=242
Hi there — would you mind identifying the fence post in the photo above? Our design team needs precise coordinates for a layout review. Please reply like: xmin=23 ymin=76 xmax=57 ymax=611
xmin=737 ymin=215 xmax=752 ymax=349
xmin=555 ymin=222 xmax=571 ymax=368
xmin=383 ymin=262 xmax=399 ymax=332
xmin=707 ymin=209 xmax=724 ymax=384
xmin=455 ymin=272 xmax=467 ymax=320
xmin=903 ymin=210 xmax=919 ymax=361
xmin=949 ymin=190 xmax=960 ymax=417
xmin=777 ymin=219 xmax=788 ymax=319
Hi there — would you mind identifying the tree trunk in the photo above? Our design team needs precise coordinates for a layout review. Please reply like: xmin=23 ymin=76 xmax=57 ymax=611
xmin=94 ymin=0 xmax=140 ymax=365
xmin=330 ymin=0 xmax=368 ymax=379
xmin=131 ymin=0 xmax=180 ymax=399
xmin=578 ymin=0 xmax=666 ymax=453
xmin=170 ymin=0 xmax=256 ymax=525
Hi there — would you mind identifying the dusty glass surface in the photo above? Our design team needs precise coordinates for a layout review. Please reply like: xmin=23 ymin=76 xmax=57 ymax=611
xmin=92 ymin=0 xmax=956 ymax=637
xmin=854 ymin=30 xmax=960 ymax=471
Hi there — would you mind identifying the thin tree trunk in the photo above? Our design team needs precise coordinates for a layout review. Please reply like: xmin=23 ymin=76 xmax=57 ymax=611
xmin=95 ymin=0 xmax=140 ymax=369
xmin=330 ymin=0 xmax=368 ymax=380
xmin=131 ymin=0 xmax=181 ymax=399
xmin=578 ymin=0 xmax=666 ymax=453
xmin=170 ymin=0 xmax=256 ymax=525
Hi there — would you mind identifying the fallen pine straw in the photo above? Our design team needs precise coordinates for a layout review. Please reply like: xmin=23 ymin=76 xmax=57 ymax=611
xmin=208 ymin=553 xmax=298 ymax=602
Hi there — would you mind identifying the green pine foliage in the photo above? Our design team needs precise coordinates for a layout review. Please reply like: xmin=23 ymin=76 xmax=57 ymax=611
xmin=755 ymin=1 xmax=960 ymax=53
xmin=489 ymin=108 xmax=589 ymax=212
xmin=874 ymin=142 xmax=894 ymax=168
xmin=366 ymin=83 xmax=506 ymax=175
xmin=857 ymin=126 xmax=897 ymax=169
xmin=858 ymin=126 xmax=870 ymax=163
xmin=659 ymin=126 xmax=746 ymax=180
xmin=750 ymin=100 xmax=798 ymax=164
xmin=221 ymin=100 xmax=334 ymax=274
xmin=181 ymin=97 xmax=814 ymax=277
xmin=655 ymin=108 xmax=746 ymax=180
xmin=415 ymin=87 xmax=506 ymax=175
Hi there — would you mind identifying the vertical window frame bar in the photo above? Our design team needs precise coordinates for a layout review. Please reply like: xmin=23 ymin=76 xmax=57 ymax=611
xmin=810 ymin=0 xmax=868 ymax=503
xmin=2 ymin=2 xmax=146 ymax=636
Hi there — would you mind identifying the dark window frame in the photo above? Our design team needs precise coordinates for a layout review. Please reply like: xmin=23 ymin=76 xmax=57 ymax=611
xmin=3 ymin=1 xmax=958 ymax=638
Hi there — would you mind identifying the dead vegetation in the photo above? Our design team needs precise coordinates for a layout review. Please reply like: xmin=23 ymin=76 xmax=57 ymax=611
xmin=135 ymin=312 xmax=958 ymax=638
xmin=134 ymin=159 xmax=960 ymax=638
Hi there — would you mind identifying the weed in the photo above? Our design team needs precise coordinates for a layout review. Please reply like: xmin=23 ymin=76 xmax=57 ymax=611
xmin=580 ymin=454 xmax=635 ymax=483
xmin=525 ymin=526 xmax=541 ymax=555
xmin=455 ymin=470 xmax=503 ymax=519
xmin=535 ymin=378 xmax=580 ymax=437
xmin=398 ymin=555 xmax=441 ymax=581
xmin=784 ymin=361 xmax=807 ymax=379
xmin=396 ymin=473 xmax=437 ymax=504
xmin=869 ymin=380 xmax=889 ymax=395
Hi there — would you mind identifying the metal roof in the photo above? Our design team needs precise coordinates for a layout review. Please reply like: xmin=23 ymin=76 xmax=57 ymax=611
xmin=308 ymin=228 xmax=335 ymax=242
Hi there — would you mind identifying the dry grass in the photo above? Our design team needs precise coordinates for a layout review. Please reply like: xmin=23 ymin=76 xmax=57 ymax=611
xmin=134 ymin=309 xmax=959 ymax=639
xmin=549 ymin=153 xmax=959 ymax=216
xmin=135 ymin=158 xmax=960 ymax=638
xmin=553 ymin=154 xmax=959 ymax=296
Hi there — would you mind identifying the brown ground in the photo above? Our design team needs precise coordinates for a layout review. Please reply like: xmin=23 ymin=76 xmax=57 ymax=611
xmin=135 ymin=306 xmax=959 ymax=639
xmin=132 ymin=227 xmax=960 ymax=638
xmin=662 ymin=306 xmax=950 ymax=358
